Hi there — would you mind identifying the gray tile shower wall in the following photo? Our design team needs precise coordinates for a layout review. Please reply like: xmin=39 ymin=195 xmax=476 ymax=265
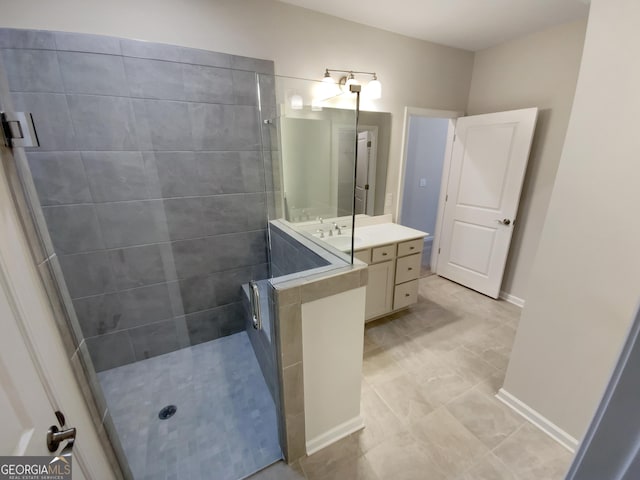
xmin=0 ymin=28 xmax=274 ymax=371
xmin=270 ymin=224 xmax=330 ymax=277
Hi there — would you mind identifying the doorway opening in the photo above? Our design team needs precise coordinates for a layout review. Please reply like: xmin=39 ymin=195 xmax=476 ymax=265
xmin=397 ymin=108 xmax=460 ymax=277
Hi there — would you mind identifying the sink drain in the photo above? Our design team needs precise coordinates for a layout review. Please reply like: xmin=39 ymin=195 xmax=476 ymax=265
xmin=158 ymin=405 xmax=177 ymax=420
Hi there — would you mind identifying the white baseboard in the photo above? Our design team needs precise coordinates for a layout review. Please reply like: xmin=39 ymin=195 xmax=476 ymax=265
xmin=496 ymin=388 xmax=578 ymax=452
xmin=499 ymin=291 xmax=525 ymax=308
xmin=305 ymin=415 xmax=365 ymax=456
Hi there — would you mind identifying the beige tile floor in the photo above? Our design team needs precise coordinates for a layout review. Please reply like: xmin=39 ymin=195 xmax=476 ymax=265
xmin=250 ymin=275 xmax=574 ymax=480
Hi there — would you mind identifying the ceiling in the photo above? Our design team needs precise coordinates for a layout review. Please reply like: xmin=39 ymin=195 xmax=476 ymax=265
xmin=277 ymin=0 xmax=590 ymax=51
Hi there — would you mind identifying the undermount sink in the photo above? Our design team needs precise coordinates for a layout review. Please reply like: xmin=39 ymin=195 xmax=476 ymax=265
xmin=322 ymin=235 xmax=363 ymax=251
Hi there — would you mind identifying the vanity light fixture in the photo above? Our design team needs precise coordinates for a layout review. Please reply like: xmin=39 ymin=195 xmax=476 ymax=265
xmin=322 ymin=68 xmax=382 ymax=99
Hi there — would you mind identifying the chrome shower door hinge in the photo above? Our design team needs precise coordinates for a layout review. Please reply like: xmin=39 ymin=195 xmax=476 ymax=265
xmin=1 ymin=111 xmax=40 ymax=148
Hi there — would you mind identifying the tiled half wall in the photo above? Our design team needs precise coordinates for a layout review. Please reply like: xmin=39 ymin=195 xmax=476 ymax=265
xmin=0 ymin=28 xmax=275 ymax=371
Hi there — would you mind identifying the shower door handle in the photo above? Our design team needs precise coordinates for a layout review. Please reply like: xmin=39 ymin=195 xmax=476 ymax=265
xmin=249 ymin=281 xmax=262 ymax=330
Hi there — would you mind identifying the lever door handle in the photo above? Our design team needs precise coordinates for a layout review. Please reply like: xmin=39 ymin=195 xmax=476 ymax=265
xmin=47 ymin=425 xmax=76 ymax=452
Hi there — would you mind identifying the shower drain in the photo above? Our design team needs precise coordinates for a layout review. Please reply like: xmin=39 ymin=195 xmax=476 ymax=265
xmin=158 ymin=405 xmax=177 ymax=420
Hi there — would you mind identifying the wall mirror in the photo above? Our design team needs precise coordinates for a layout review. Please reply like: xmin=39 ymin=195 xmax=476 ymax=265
xmin=279 ymin=108 xmax=391 ymax=223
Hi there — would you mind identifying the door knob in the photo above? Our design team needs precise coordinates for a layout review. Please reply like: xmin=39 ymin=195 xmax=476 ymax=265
xmin=497 ymin=218 xmax=511 ymax=226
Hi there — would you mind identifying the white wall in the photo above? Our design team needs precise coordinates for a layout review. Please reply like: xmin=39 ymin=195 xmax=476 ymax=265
xmin=503 ymin=0 xmax=640 ymax=440
xmin=466 ymin=19 xmax=587 ymax=301
xmin=400 ymin=116 xmax=449 ymax=234
xmin=0 ymin=0 xmax=474 ymax=218
xmin=302 ymin=286 xmax=366 ymax=453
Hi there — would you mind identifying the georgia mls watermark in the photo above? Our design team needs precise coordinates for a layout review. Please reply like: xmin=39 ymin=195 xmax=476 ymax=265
xmin=0 ymin=456 xmax=71 ymax=480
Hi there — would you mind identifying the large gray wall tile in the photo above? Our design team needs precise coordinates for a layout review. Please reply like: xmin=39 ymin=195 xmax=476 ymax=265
xmin=120 ymin=39 xmax=232 ymax=68
xmin=59 ymin=251 xmax=116 ymax=298
xmin=58 ymin=51 xmax=127 ymax=96
xmin=67 ymin=94 xmax=138 ymax=150
xmin=82 ymin=151 xmax=151 ymax=202
xmin=10 ymin=92 xmax=76 ymax=151
xmin=162 ymin=197 xmax=205 ymax=240
xmin=201 ymin=194 xmax=248 ymax=236
xmin=85 ymin=331 xmax=135 ymax=371
xmin=153 ymin=151 xmax=201 ymax=197
xmin=0 ymin=28 xmax=56 ymax=49
xmin=212 ymin=230 xmax=267 ymax=271
xmin=73 ymin=293 xmax=123 ymax=337
xmin=118 ymin=283 xmax=174 ymax=328
xmin=129 ymin=320 xmax=179 ymax=361
xmin=231 ymin=70 xmax=258 ymax=105
xmin=76 ymin=284 xmax=173 ymax=336
xmin=124 ymin=57 xmax=184 ymax=100
xmin=42 ymin=204 xmax=104 ymax=254
xmin=241 ymin=151 xmax=266 ymax=193
xmin=231 ymin=55 xmax=275 ymax=75
xmin=134 ymin=99 xmax=193 ymax=150
xmin=53 ymin=31 xmax=121 ymax=55
xmin=178 ymin=275 xmax=217 ymax=313
xmin=1 ymin=49 xmax=64 ymax=92
xmin=109 ymin=243 xmax=176 ymax=289
xmin=189 ymin=103 xmax=260 ymax=150
xmin=212 ymin=267 xmax=252 ymax=306
xmin=195 ymin=151 xmax=245 ymax=194
xmin=185 ymin=302 xmax=243 ymax=345
xmin=246 ymin=193 xmax=268 ymax=230
xmin=27 ymin=151 xmax=92 ymax=205
xmin=171 ymin=238 xmax=212 ymax=279
xmin=95 ymin=200 xmax=169 ymax=248
xmin=130 ymin=99 xmax=153 ymax=150
xmin=182 ymin=64 xmax=233 ymax=104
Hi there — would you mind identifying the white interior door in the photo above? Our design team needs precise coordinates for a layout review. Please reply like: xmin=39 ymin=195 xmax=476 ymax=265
xmin=0 ymin=146 xmax=116 ymax=479
xmin=437 ymin=108 xmax=537 ymax=298
xmin=354 ymin=131 xmax=370 ymax=214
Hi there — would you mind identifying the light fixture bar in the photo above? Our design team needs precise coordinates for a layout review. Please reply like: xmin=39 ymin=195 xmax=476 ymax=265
xmin=325 ymin=68 xmax=377 ymax=76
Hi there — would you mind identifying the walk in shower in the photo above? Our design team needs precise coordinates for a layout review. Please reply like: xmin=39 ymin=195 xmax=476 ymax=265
xmin=0 ymin=28 xmax=358 ymax=479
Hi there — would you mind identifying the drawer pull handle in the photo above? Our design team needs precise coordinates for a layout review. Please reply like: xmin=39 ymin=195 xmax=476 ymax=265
xmin=408 ymin=267 xmax=413 ymax=271
xmin=382 ymin=252 xmax=387 ymax=256
xmin=405 ymin=293 xmax=410 ymax=297
xmin=410 ymin=246 xmax=415 ymax=250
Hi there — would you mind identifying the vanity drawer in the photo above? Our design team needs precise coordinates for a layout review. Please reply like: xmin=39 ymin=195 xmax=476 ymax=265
xmin=397 ymin=238 xmax=423 ymax=257
xmin=354 ymin=248 xmax=371 ymax=264
xmin=393 ymin=279 xmax=419 ymax=310
xmin=395 ymin=253 xmax=421 ymax=284
xmin=371 ymin=244 xmax=396 ymax=263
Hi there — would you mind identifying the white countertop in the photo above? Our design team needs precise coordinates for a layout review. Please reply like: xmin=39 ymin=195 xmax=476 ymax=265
xmin=320 ymin=222 xmax=428 ymax=252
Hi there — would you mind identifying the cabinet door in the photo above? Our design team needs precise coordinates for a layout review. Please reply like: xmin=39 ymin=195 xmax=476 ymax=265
xmin=365 ymin=260 xmax=394 ymax=319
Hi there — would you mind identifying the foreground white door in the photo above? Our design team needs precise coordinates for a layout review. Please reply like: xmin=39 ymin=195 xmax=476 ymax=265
xmin=437 ymin=108 xmax=537 ymax=298
xmin=0 ymin=146 xmax=117 ymax=479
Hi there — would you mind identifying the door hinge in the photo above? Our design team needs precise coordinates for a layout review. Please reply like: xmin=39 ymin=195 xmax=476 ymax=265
xmin=438 ymin=248 xmax=441 ymax=254
xmin=367 ymin=140 xmax=372 ymax=147
xmin=364 ymin=184 xmax=370 ymax=190
xmin=445 ymin=194 xmax=448 ymax=202
xmin=1 ymin=111 xmax=40 ymax=148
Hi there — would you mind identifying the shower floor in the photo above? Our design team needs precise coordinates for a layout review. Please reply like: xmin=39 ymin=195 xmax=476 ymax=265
xmin=98 ymin=331 xmax=282 ymax=480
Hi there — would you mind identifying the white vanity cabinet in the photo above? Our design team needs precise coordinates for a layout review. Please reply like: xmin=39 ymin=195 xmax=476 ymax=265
xmin=356 ymin=237 xmax=424 ymax=321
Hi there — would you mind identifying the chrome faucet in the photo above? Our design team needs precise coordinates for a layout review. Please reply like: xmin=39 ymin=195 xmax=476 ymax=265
xmin=316 ymin=229 xmax=325 ymax=239
xmin=332 ymin=222 xmax=342 ymax=235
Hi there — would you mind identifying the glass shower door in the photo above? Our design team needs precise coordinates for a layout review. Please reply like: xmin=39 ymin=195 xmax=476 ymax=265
xmin=0 ymin=28 xmax=281 ymax=479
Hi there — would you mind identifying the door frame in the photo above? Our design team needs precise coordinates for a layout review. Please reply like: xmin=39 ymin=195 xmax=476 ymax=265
xmin=396 ymin=106 xmax=463 ymax=272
